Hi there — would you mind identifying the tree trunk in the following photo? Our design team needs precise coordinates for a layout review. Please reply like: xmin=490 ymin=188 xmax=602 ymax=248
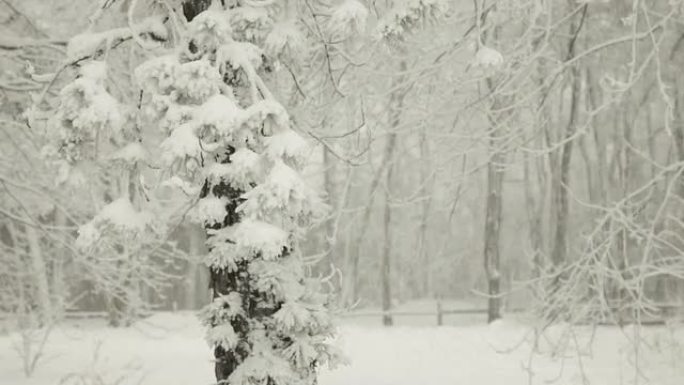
xmin=379 ymin=59 xmax=407 ymax=325
xmin=550 ymin=79 xmax=578 ymax=267
xmin=523 ymin=152 xmax=544 ymax=277
xmin=483 ymin=139 xmax=504 ymax=323
xmin=674 ymin=93 xmax=684 ymax=200
xmin=200 ymin=149 xmax=253 ymax=383
xmin=25 ymin=224 xmax=52 ymax=324
xmin=322 ymin=146 xmax=337 ymax=272
xmin=51 ymin=209 xmax=67 ymax=318
xmin=381 ymin=133 xmax=397 ymax=326
xmin=184 ymin=225 xmax=203 ymax=310
xmin=481 ymin=19 xmax=507 ymax=323
xmin=182 ymin=2 xmax=247 ymax=382
xmin=550 ymin=5 xmax=587 ymax=268
xmin=417 ymin=129 xmax=434 ymax=297
xmin=344 ymin=61 xmax=407 ymax=308
xmin=343 ymin=171 xmax=377 ymax=307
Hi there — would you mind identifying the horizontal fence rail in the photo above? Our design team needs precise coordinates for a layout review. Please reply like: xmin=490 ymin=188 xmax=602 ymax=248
xmin=341 ymin=302 xmax=684 ymax=326
xmin=341 ymin=306 xmax=526 ymax=326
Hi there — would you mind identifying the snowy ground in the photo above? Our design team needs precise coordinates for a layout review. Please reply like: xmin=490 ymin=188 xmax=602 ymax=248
xmin=1 ymin=308 xmax=684 ymax=385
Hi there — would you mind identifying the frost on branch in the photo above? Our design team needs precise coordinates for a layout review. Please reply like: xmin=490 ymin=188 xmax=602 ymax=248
xmin=135 ymin=55 xmax=180 ymax=95
xmin=188 ymin=8 xmax=233 ymax=50
xmin=67 ymin=17 xmax=167 ymax=61
xmin=80 ymin=60 xmax=108 ymax=82
xmin=242 ymin=99 xmax=290 ymax=133
xmin=194 ymin=195 xmax=228 ymax=226
xmin=228 ymin=336 xmax=293 ymax=385
xmin=218 ymin=41 xmax=264 ymax=73
xmin=58 ymin=62 xmax=118 ymax=124
xmin=76 ymin=198 xmax=153 ymax=250
xmin=229 ymin=6 xmax=272 ymax=42
xmin=203 ymin=147 xmax=263 ymax=190
xmin=50 ymin=61 xmax=125 ymax=164
xmin=137 ymin=57 xmax=222 ymax=104
xmin=206 ymin=323 xmax=238 ymax=350
xmin=264 ymin=22 xmax=307 ymax=62
xmin=110 ymin=142 xmax=147 ymax=164
xmin=160 ymin=122 xmax=203 ymax=168
xmin=231 ymin=218 xmax=290 ymax=260
xmin=174 ymin=61 xmax=222 ymax=103
xmin=197 ymin=94 xmax=242 ymax=137
xmin=199 ymin=292 xmax=244 ymax=326
xmin=273 ymin=301 xmax=313 ymax=331
xmin=205 ymin=230 xmax=241 ymax=271
xmin=377 ymin=0 xmax=448 ymax=43
xmin=249 ymin=257 xmax=305 ymax=302
xmin=239 ymin=161 xmax=326 ymax=225
xmin=328 ymin=0 xmax=369 ymax=39
xmin=473 ymin=46 xmax=504 ymax=69
xmin=90 ymin=197 xmax=153 ymax=231
xmin=263 ymin=129 xmax=311 ymax=167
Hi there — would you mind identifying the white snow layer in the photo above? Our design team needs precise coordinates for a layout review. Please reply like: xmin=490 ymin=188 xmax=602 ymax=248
xmin=474 ymin=45 xmax=504 ymax=68
xmin=111 ymin=142 xmax=147 ymax=163
xmin=1 ymin=311 xmax=683 ymax=385
xmin=231 ymin=218 xmax=289 ymax=260
xmin=75 ymin=198 xmax=152 ymax=249
xmin=96 ymin=198 xmax=152 ymax=229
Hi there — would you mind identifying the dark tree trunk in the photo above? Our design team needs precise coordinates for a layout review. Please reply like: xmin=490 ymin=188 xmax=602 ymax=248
xmin=523 ymin=153 xmax=544 ymax=277
xmin=417 ymin=129 xmax=434 ymax=297
xmin=381 ymin=133 xmax=397 ymax=327
xmin=322 ymin=146 xmax=336 ymax=273
xmin=182 ymin=0 xmax=212 ymax=21
xmin=181 ymin=2 xmax=248 ymax=383
xmin=483 ymin=142 xmax=504 ymax=324
xmin=202 ymin=171 xmax=288 ymax=383
xmin=201 ymin=163 xmax=250 ymax=383
xmin=380 ymin=60 xmax=406 ymax=326
xmin=481 ymin=19 xmax=506 ymax=324
xmin=550 ymin=4 xmax=587 ymax=268
xmin=550 ymin=76 xmax=578 ymax=268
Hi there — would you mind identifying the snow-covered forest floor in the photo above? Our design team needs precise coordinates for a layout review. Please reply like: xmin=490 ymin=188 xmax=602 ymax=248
xmin=2 ymin=309 xmax=683 ymax=385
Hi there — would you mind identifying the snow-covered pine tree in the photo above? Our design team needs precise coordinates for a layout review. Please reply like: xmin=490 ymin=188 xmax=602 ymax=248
xmin=47 ymin=0 xmax=342 ymax=380
xmin=135 ymin=1 xmax=342 ymax=384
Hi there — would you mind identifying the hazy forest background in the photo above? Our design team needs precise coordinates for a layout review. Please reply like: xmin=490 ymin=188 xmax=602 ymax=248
xmin=4 ymin=0 xmax=684 ymax=384
xmin=1 ymin=0 xmax=684 ymax=335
